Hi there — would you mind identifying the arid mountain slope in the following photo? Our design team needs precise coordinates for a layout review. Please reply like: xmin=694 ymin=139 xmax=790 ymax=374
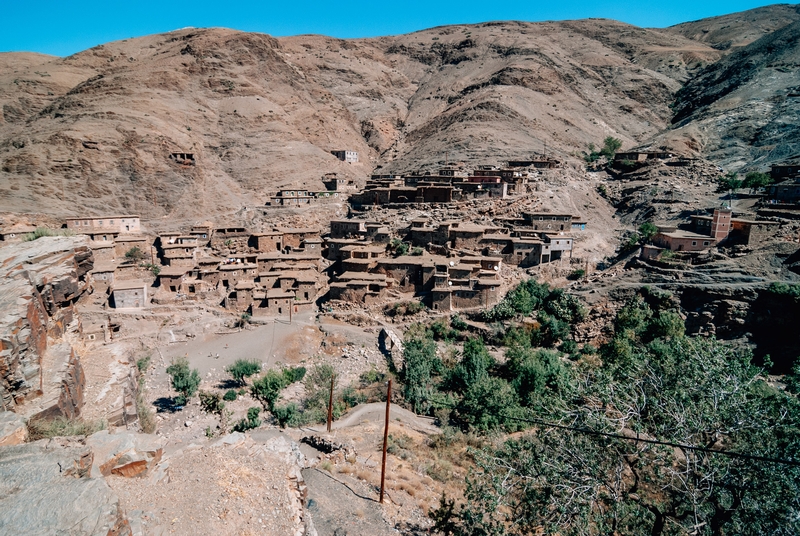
xmin=668 ymin=3 xmax=800 ymax=50
xmin=0 ymin=20 xmax=719 ymax=219
xmin=662 ymin=20 xmax=800 ymax=170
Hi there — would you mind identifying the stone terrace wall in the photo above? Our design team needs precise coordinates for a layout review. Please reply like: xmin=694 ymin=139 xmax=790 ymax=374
xmin=0 ymin=236 xmax=93 ymax=415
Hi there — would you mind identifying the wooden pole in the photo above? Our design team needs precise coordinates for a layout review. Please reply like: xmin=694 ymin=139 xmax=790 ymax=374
xmin=379 ymin=379 xmax=392 ymax=504
xmin=326 ymin=374 xmax=334 ymax=433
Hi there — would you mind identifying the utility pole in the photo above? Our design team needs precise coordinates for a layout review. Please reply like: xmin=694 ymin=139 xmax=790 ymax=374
xmin=379 ymin=379 xmax=392 ymax=504
xmin=326 ymin=374 xmax=334 ymax=433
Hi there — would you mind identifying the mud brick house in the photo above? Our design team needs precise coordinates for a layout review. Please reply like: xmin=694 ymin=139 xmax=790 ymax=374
xmin=325 ymin=238 xmax=362 ymax=261
xmin=66 ymin=215 xmax=141 ymax=236
xmin=771 ymin=163 xmax=800 ymax=180
xmin=189 ymin=225 xmax=212 ymax=245
xmin=218 ymin=262 xmax=258 ymax=288
xmin=158 ymin=266 xmax=192 ymax=293
xmin=330 ymin=220 xmax=367 ymax=239
xmin=211 ymin=226 xmax=249 ymax=250
xmin=225 ymin=280 xmax=256 ymax=312
xmin=690 ymin=209 xmax=779 ymax=246
xmin=654 ymin=208 xmax=732 ymax=252
xmin=251 ymin=288 xmax=306 ymax=317
xmin=276 ymin=227 xmax=321 ymax=251
xmin=523 ymin=213 xmax=574 ymax=232
xmin=251 ymin=231 xmax=284 ymax=253
xmin=111 ymin=280 xmax=148 ymax=309
xmin=614 ymin=151 xmax=673 ymax=162
xmin=270 ymin=189 xmax=315 ymax=206
xmin=329 ymin=273 xmax=389 ymax=304
xmin=767 ymin=179 xmax=800 ymax=203
xmin=322 ymin=174 xmax=354 ymax=191
xmin=331 ymin=150 xmax=358 ymax=163
xmin=159 ymin=242 xmax=197 ymax=267
xmin=88 ymin=240 xmax=115 ymax=263
xmin=115 ymin=235 xmax=150 ymax=260
xmin=0 ymin=223 xmax=36 ymax=243
xmin=90 ymin=263 xmax=116 ymax=289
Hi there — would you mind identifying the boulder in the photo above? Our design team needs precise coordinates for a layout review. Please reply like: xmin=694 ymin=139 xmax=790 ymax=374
xmin=85 ymin=430 xmax=164 ymax=478
xmin=0 ymin=438 xmax=130 ymax=535
xmin=0 ymin=412 xmax=28 ymax=446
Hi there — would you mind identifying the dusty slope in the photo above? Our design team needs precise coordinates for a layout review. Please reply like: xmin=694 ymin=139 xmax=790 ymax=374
xmin=667 ymin=4 xmax=800 ymax=50
xmin=0 ymin=21 xmax=719 ymax=220
xmin=661 ymin=20 xmax=800 ymax=170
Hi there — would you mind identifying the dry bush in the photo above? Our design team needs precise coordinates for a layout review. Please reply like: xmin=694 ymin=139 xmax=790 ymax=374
xmin=27 ymin=416 xmax=106 ymax=441
xmin=319 ymin=460 xmax=333 ymax=473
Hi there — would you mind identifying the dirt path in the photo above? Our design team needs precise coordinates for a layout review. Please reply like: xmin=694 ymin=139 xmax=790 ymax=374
xmin=306 ymin=402 xmax=439 ymax=435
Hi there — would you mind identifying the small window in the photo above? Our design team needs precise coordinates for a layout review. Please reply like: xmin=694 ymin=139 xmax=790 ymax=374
xmin=692 ymin=241 xmax=697 ymax=246
xmin=703 ymin=241 xmax=709 ymax=246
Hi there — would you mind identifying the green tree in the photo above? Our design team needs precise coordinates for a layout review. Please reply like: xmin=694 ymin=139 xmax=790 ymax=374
xmin=449 ymin=337 xmax=493 ymax=391
xmin=438 ymin=336 xmax=800 ymax=536
xmin=166 ymin=358 xmax=200 ymax=406
xmin=250 ymin=369 xmax=289 ymax=412
xmin=600 ymin=136 xmax=622 ymax=158
xmin=454 ymin=376 xmax=521 ymax=433
xmin=742 ymin=171 xmax=773 ymax=192
xmin=402 ymin=333 xmax=437 ymax=413
xmin=716 ymin=171 xmax=742 ymax=201
xmin=225 ymin=359 xmax=262 ymax=386
xmin=125 ymin=246 xmax=147 ymax=263
xmin=638 ymin=221 xmax=658 ymax=243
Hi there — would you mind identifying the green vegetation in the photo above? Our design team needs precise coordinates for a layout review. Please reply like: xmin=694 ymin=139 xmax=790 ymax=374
xmin=567 ymin=268 xmax=585 ymax=280
xmin=23 ymin=227 xmax=74 ymax=241
xmin=388 ymin=300 xmax=426 ymax=316
xmin=716 ymin=171 xmax=742 ymax=196
xmin=250 ymin=369 xmax=290 ymax=412
xmin=166 ymin=357 xmax=200 ymax=406
xmin=226 ymin=359 xmax=262 ymax=386
xmin=124 ymin=246 xmax=147 ymax=263
xmin=742 ymin=171 xmax=773 ymax=192
xmin=390 ymin=238 xmax=410 ymax=257
xmin=136 ymin=355 xmax=151 ymax=373
xmin=223 ymin=389 xmax=237 ymax=401
xmin=584 ymin=136 xmax=622 ymax=163
xmin=232 ymin=407 xmax=261 ymax=432
xmin=424 ymin=283 xmax=800 ymax=535
xmin=27 ymin=416 xmax=107 ymax=441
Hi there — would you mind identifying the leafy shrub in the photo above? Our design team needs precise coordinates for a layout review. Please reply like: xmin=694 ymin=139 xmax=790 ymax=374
xmin=166 ymin=358 xmax=200 ymax=406
xmin=199 ymin=391 xmax=225 ymax=415
xmin=223 ymin=389 xmax=237 ymax=401
xmin=226 ymin=359 xmax=261 ymax=386
xmin=567 ymin=269 xmax=585 ymax=281
xmin=136 ymin=355 xmax=151 ymax=373
xmin=450 ymin=314 xmax=468 ymax=332
xmin=282 ymin=366 xmax=307 ymax=384
xmin=251 ymin=370 xmax=289 ymax=411
xmin=272 ymin=403 xmax=305 ymax=428
xmin=125 ymin=246 xmax=147 ymax=263
xmin=232 ymin=407 xmax=261 ymax=432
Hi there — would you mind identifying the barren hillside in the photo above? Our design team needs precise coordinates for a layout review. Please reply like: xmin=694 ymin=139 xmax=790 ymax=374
xmin=668 ymin=4 xmax=800 ymax=49
xmin=0 ymin=5 xmax=797 ymax=221
xmin=662 ymin=19 xmax=800 ymax=170
xmin=0 ymin=20 xmax=718 ymax=220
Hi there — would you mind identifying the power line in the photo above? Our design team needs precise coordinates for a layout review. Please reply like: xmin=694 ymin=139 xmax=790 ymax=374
xmin=432 ymin=401 xmax=800 ymax=467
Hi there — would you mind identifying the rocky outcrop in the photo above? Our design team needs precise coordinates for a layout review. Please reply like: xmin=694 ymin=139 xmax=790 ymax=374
xmin=0 ymin=411 xmax=27 ymax=446
xmin=0 ymin=437 xmax=131 ymax=535
xmin=85 ymin=430 xmax=164 ymax=478
xmin=0 ymin=236 xmax=93 ymax=416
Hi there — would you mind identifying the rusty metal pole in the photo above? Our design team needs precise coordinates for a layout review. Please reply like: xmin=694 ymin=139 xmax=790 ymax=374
xmin=379 ymin=379 xmax=392 ymax=504
xmin=326 ymin=374 xmax=334 ymax=433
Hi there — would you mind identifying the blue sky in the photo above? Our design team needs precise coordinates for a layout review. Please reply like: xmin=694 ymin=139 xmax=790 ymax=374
xmin=1 ymin=0 xmax=785 ymax=56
